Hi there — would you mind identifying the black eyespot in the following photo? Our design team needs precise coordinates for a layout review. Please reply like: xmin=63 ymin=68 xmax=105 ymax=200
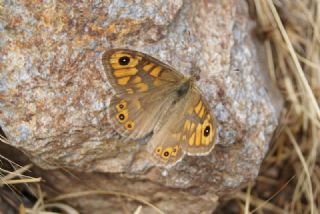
xmin=119 ymin=56 xmax=130 ymax=65
xmin=163 ymin=151 xmax=169 ymax=157
xmin=119 ymin=104 xmax=124 ymax=109
xmin=127 ymin=124 xmax=132 ymax=128
xmin=118 ymin=114 xmax=125 ymax=120
xmin=204 ymin=126 xmax=210 ymax=137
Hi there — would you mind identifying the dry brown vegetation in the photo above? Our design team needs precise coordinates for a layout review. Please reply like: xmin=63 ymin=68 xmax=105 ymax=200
xmin=216 ymin=0 xmax=320 ymax=213
xmin=1 ymin=0 xmax=319 ymax=213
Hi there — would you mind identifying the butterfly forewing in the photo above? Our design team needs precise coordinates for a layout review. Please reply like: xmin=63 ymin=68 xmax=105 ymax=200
xmin=102 ymin=49 xmax=184 ymax=139
xmin=102 ymin=49 xmax=183 ymax=97
xmin=180 ymin=87 xmax=217 ymax=155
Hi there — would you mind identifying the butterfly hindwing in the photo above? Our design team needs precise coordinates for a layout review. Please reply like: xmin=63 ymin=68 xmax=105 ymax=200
xmin=147 ymin=86 xmax=217 ymax=167
xmin=108 ymin=95 xmax=172 ymax=139
xmin=146 ymin=97 xmax=186 ymax=167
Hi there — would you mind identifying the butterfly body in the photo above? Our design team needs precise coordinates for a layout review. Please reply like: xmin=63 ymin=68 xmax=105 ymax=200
xmin=102 ymin=49 xmax=217 ymax=168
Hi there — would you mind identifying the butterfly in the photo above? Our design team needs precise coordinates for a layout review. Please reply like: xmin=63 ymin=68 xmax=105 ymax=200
xmin=102 ymin=49 xmax=217 ymax=168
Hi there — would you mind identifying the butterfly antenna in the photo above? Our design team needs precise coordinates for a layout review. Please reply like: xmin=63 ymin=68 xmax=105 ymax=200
xmin=190 ymin=63 xmax=201 ymax=81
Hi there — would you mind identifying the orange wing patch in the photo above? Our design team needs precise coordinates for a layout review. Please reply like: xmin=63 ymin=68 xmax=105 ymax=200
xmin=188 ymin=133 xmax=195 ymax=146
xmin=149 ymin=66 xmax=162 ymax=77
xmin=113 ymin=68 xmax=138 ymax=77
xmin=142 ymin=62 xmax=163 ymax=79
xmin=134 ymin=82 xmax=148 ymax=92
xmin=143 ymin=63 xmax=155 ymax=72
xmin=194 ymin=100 xmax=202 ymax=114
xmin=132 ymin=76 xmax=142 ymax=84
xmin=117 ymin=76 xmax=131 ymax=85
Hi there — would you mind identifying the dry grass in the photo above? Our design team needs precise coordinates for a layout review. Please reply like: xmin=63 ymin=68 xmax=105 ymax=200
xmin=217 ymin=0 xmax=320 ymax=213
xmin=0 ymin=136 xmax=163 ymax=213
xmin=0 ymin=137 xmax=41 ymax=186
xmin=1 ymin=0 xmax=320 ymax=213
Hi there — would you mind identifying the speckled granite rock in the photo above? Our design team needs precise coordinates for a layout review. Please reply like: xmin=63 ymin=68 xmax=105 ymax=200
xmin=0 ymin=0 xmax=282 ymax=213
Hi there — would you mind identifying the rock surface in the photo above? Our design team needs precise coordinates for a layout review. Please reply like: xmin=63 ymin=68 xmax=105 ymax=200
xmin=0 ymin=0 xmax=282 ymax=213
